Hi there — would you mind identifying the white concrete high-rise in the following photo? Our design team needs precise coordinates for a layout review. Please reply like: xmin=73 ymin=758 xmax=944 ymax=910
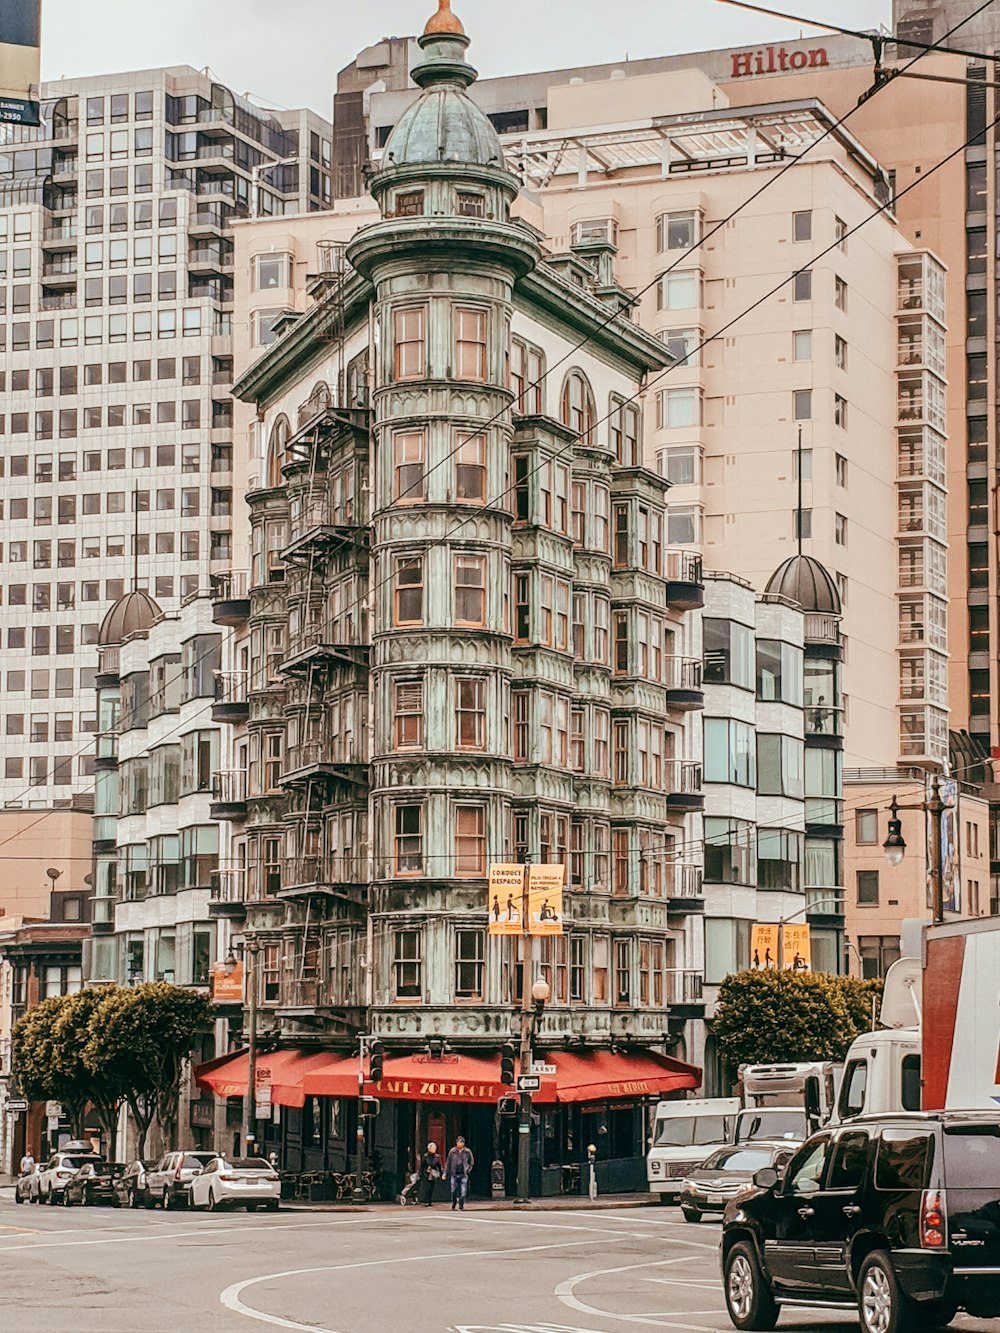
xmin=0 ymin=67 xmax=332 ymax=808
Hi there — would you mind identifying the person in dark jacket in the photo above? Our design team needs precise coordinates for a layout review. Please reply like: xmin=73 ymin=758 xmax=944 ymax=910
xmin=445 ymin=1136 xmax=474 ymax=1211
xmin=417 ymin=1141 xmax=443 ymax=1207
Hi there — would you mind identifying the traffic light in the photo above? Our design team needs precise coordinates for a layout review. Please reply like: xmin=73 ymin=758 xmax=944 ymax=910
xmin=369 ymin=1039 xmax=384 ymax=1085
xmin=497 ymin=1095 xmax=518 ymax=1117
xmin=359 ymin=1096 xmax=381 ymax=1118
xmin=500 ymin=1041 xmax=516 ymax=1085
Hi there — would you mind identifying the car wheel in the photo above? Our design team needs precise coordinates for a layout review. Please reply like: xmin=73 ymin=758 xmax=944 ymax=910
xmin=681 ymin=1206 xmax=701 ymax=1223
xmin=723 ymin=1240 xmax=779 ymax=1332
xmin=265 ymin=1200 xmax=279 ymax=1212
xmin=858 ymin=1252 xmax=920 ymax=1333
xmin=208 ymin=1189 xmax=221 ymax=1212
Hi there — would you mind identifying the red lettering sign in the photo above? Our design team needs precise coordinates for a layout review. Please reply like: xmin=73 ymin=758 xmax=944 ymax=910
xmin=730 ymin=46 xmax=828 ymax=78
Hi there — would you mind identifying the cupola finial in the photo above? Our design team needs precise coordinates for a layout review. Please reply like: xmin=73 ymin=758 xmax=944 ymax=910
xmin=424 ymin=0 xmax=465 ymax=35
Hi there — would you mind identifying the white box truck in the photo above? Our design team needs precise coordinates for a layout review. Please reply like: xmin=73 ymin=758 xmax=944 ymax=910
xmin=646 ymin=1097 xmax=740 ymax=1202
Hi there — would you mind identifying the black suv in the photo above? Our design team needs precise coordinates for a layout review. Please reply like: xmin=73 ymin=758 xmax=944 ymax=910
xmin=720 ymin=1111 xmax=1000 ymax=1332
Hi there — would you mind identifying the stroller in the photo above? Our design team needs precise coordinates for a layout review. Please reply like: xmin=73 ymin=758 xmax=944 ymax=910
xmin=398 ymin=1171 xmax=421 ymax=1205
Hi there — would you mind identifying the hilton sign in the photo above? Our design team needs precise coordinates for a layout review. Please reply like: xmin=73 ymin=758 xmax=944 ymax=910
xmin=731 ymin=46 xmax=829 ymax=78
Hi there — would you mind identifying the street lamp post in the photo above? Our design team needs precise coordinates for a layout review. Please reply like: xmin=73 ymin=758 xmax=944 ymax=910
xmin=233 ymin=933 xmax=261 ymax=1158
xmin=881 ymin=783 xmax=947 ymax=925
xmin=515 ymin=973 xmax=550 ymax=1204
xmin=775 ymin=897 xmax=844 ymax=972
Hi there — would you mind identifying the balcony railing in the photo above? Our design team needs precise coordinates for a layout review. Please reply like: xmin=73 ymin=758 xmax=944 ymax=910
xmin=210 ymin=866 xmax=247 ymax=904
xmin=211 ymin=768 xmax=247 ymax=803
xmin=211 ymin=569 xmax=248 ymax=600
xmin=664 ymin=656 xmax=702 ymax=690
xmin=663 ymin=862 xmax=704 ymax=900
xmin=664 ymin=759 xmax=702 ymax=795
xmin=281 ymin=977 xmax=327 ymax=1009
xmin=214 ymin=670 xmax=248 ymax=706
xmin=664 ymin=549 xmax=703 ymax=584
xmin=666 ymin=969 xmax=703 ymax=1005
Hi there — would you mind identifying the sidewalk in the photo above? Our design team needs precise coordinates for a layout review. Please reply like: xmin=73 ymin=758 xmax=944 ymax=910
xmin=0 ymin=1179 xmax=659 ymax=1211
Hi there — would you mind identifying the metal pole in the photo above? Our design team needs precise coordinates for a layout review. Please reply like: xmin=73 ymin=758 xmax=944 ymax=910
xmin=353 ymin=1037 xmax=367 ymax=1205
xmin=515 ymin=864 xmax=533 ymax=1204
xmin=776 ymin=917 xmax=784 ymax=973
xmin=927 ymin=777 xmax=945 ymax=926
xmin=242 ymin=937 xmax=258 ymax=1157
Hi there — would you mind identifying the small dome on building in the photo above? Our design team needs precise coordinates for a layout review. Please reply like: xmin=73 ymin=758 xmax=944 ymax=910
xmin=383 ymin=87 xmax=503 ymax=168
xmin=765 ymin=554 xmax=841 ymax=616
xmin=424 ymin=0 xmax=465 ymax=36
xmin=97 ymin=589 xmax=162 ymax=646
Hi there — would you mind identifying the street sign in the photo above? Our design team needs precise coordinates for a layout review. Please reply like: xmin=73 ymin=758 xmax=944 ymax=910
xmin=517 ymin=1074 xmax=541 ymax=1093
xmin=531 ymin=1064 xmax=557 ymax=1076
xmin=7 ymin=1098 xmax=28 ymax=1112
xmin=45 ymin=1101 xmax=63 ymax=1119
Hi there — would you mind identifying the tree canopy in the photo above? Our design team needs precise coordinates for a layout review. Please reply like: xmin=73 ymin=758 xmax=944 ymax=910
xmin=712 ymin=970 xmax=885 ymax=1068
xmin=13 ymin=982 xmax=212 ymax=1155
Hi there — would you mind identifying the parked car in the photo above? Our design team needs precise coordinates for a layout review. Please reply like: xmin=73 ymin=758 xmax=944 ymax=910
xmin=63 ymin=1161 xmax=124 ymax=1207
xmin=720 ymin=1110 xmax=1000 ymax=1332
xmin=113 ymin=1158 xmax=156 ymax=1209
xmin=14 ymin=1163 xmax=43 ymax=1204
xmin=188 ymin=1156 xmax=281 ymax=1212
xmin=37 ymin=1149 xmax=104 ymax=1205
xmin=678 ymin=1143 xmax=796 ymax=1222
xmin=146 ymin=1150 xmax=219 ymax=1210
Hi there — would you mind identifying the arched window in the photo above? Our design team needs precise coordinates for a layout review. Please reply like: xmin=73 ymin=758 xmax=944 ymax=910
xmin=561 ymin=370 xmax=595 ymax=444
xmin=297 ymin=381 xmax=331 ymax=428
xmin=266 ymin=415 xmax=290 ymax=488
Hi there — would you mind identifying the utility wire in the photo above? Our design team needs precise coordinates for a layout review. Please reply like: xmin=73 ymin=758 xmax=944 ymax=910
xmin=710 ymin=0 xmax=999 ymax=62
xmin=0 ymin=2 xmax=989 ymax=843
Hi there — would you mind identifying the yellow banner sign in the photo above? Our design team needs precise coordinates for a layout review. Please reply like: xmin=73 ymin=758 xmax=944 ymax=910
xmin=750 ymin=924 xmax=811 ymax=972
xmin=527 ymin=864 xmax=565 ymax=935
xmin=488 ymin=864 xmax=525 ymax=935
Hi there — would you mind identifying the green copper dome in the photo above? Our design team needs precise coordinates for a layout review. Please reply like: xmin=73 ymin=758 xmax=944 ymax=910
xmin=383 ymin=86 xmax=503 ymax=170
xmin=379 ymin=4 xmax=506 ymax=176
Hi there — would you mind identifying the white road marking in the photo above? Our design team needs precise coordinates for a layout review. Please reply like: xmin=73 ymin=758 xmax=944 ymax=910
xmin=219 ymin=1231 xmax=639 ymax=1332
xmin=0 ymin=1217 xmax=359 ymax=1253
xmin=555 ymin=1258 xmax=728 ymax=1330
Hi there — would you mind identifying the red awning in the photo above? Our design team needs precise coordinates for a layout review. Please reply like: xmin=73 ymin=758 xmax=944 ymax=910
xmin=547 ymin=1050 xmax=700 ymax=1103
xmin=197 ymin=1047 xmax=701 ymax=1108
xmin=195 ymin=1049 xmax=336 ymax=1109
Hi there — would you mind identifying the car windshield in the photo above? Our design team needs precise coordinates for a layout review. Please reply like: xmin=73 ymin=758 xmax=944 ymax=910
xmin=740 ymin=1111 xmax=805 ymax=1141
xmin=182 ymin=1154 xmax=214 ymax=1168
xmin=702 ymin=1148 xmax=775 ymax=1172
xmin=62 ymin=1156 xmax=99 ymax=1169
xmin=224 ymin=1158 xmax=273 ymax=1170
xmin=653 ymin=1115 xmax=730 ymax=1147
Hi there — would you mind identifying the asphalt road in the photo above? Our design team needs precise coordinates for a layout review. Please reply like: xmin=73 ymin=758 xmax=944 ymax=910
xmin=1 ymin=1195 xmax=997 ymax=1333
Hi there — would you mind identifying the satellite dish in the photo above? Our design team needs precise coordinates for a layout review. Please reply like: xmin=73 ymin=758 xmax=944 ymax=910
xmin=880 ymin=957 xmax=922 ymax=1029
xmin=46 ymin=868 xmax=62 ymax=881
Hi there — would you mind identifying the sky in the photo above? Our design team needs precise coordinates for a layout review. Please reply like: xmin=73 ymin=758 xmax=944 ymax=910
xmin=38 ymin=0 xmax=893 ymax=115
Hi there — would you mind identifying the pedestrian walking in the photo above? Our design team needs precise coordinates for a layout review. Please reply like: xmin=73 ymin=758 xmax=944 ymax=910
xmin=19 ymin=1150 xmax=35 ymax=1176
xmin=417 ymin=1141 xmax=443 ymax=1207
xmin=445 ymin=1135 xmax=474 ymax=1211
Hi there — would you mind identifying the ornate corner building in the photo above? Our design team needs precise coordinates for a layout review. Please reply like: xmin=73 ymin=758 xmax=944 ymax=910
xmin=206 ymin=2 xmax=706 ymax=1189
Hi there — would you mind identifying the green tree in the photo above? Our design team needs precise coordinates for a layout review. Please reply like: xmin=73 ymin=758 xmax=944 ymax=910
xmin=82 ymin=983 xmax=212 ymax=1153
xmin=13 ymin=990 xmax=125 ymax=1149
xmin=712 ymin=970 xmax=881 ymax=1068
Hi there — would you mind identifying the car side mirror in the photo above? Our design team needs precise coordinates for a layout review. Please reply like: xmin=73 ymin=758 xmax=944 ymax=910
xmin=753 ymin=1167 xmax=779 ymax=1190
xmin=191 ymin=1168 xmax=202 ymax=1176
